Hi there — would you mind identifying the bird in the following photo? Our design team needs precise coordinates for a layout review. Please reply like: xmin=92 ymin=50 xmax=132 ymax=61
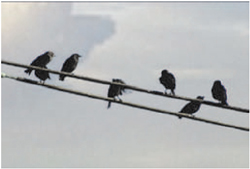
xmin=59 ymin=54 xmax=81 ymax=81
xmin=159 ymin=69 xmax=176 ymax=95
xmin=34 ymin=66 xmax=50 ymax=83
xmin=211 ymin=80 xmax=228 ymax=105
xmin=107 ymin=79 xmax=126 ymax=109
xmin=24 ymin=51 xmax=54 ymax=75
xmin=178 ymin=96 xmax=204 ymax=119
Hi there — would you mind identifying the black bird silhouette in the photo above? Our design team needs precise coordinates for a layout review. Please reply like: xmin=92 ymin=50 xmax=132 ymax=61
xmin=59 ymin=54 xmax=81 ymax=81
xmin=211 ymin=80 xmax=228 ymax=105
xmin=24 ymin=51 xmax=54 ymax=75
xmin=34 ymin=66 xmax=50 ymax=83
xmin=159 ymin=69 xmax=176 ymax=95
xmin=107 ymin=79 xmax=126 ymax=109
xmin=178 ymin=96 xmax=204 ymax=119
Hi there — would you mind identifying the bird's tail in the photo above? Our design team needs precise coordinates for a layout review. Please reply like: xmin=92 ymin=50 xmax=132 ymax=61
xmin=59 ymin=75 xmax=65 ymax=81
xmin=178 ymin=112 xmax=182 ymax=119
xmin=24 ymin=68 xmax=32 ymax=75
xmin=107 ymin=101 xmax=111 ymax=109
xmin=222 ymin=100 xmax=228 ymax=106
xmin=171 ymin=89 xmax=175 ymax=95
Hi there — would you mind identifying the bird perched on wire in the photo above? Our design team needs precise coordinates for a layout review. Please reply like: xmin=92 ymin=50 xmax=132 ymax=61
xmin=24 ymin=51 xmax=55 ymax=75
xmin=159 ymin=69 xmax=176 ymax=95
xmin=59 ymin=54 xmax=81 ymax=81
xmin=107 ymin=79 xmax=126 ymax=109
xmin=34 ymin=66 xmax=50 ymax=83
xmin=178 ymin=96 xmax=204 ymax=119
xmin=211 ymin=80 xmax=228 ymax=105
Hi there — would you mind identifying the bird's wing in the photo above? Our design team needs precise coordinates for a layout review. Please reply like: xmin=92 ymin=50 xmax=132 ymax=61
xmin=108 ymin=85 xmax=116 ymax=97
xmin=159 ymin=76 xmax=164 ymax=84
xmin=212 ymin=85 xmax=220 ymax=100
xmin=30 ymin=55 xmax=43 ymax=66
xmin=180 ymin=103 xmax=190 ymax=113
xmin=30 ymin=54 xmax=50 ymax=67
xmin=159 ymin=76 xmax=168 ymax=86
xmin=221 ymin=85 xmax=227 ymax=100
xmin=169 ymin=73 xmax=176 ymax=86
xmin=180 ymin=102 xmax=196 ymax=114
xmin=61 ymin=57 xmax=76 ymax=72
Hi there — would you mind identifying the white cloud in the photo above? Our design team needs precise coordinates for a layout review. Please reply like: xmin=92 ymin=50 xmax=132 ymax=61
xmin=71 ymin=2 xmax=145 ymax=17
xmin=75 ymin=2 xmax=248 ymax=84
xmin=2 ymin=2 xmax=249 ymax=168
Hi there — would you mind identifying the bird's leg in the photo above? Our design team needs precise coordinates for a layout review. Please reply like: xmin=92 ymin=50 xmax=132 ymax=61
xmin=117 ymin=96 xmax=123 ymax=102
xmin=164 ymin=89 xmax=168 ymax=95
xmin=113 ymin=97 xmax=120 ymax=102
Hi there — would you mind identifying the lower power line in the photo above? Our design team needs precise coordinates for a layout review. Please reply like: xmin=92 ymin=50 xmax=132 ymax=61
xmin=2 ymin=73 xmax=248 ymax=132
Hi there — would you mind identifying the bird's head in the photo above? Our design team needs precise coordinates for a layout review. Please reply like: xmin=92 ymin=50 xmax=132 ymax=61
xmin=112 ymin=79 xmax=125 ymax=84
xmin=112 ymin=79 xmax=118 ymax=82
xmin=72 ymin=53 xmax=81 ymax=58
xmin=197 ymin=96 xmax=205 ymax=100
xmin=214 ymin=80 xmax=222 ymax=86
xmin=46 ymin=51 xmax=55 ymax=57
xmin=161 ymin=69 xmax=168 ymax=75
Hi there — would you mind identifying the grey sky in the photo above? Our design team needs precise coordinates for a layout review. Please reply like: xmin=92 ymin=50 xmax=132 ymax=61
xmin=1 ymin=2 xmax=249 ymax=168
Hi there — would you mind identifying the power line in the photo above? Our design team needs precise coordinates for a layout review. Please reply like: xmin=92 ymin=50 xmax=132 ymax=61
xmin=1 ymin=60 xmax=249 ymax=113
xmin=2 ymin=73 xmax=249 ymax=132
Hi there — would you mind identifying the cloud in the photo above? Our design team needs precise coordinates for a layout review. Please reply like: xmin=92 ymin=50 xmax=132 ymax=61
xmin=74 ymin=2 xmax=248 ymax=84
xmin=71 ymin=2 xmax=146 ymax=17
xmin=1 ymin=2 xmax=115 ymax=64
xmin=2 ymin=2 xmax=249 ymax=168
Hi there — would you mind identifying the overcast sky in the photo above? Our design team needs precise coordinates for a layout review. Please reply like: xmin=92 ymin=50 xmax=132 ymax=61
xmin=1 ymin=2 xmax=249 ymax=168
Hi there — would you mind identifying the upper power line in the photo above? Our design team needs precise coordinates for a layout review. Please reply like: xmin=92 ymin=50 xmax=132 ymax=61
xmin=2 ymin=60 xmax=249 ymax=113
